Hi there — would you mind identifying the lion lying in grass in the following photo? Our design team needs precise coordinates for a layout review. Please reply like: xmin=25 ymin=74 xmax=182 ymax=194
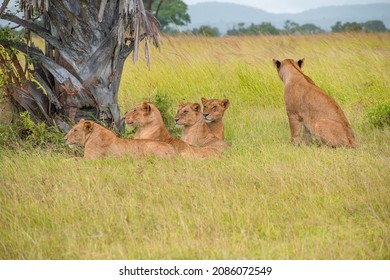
xmin=273 ymin=58 xmax=356 ymax=148
xmin=123 ymin=101 xmax=220 ymax=158
xmin=175 ymin=103 xmax=229 ymax=151
xmin=201 ymin=97 xmax=230 ymax=140
xmin=64 ymin=119 xmax=175 ymax=159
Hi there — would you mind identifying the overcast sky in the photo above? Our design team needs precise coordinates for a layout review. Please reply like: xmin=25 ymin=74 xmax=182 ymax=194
xmin=183 ymin=0 xmax=390 ymax=13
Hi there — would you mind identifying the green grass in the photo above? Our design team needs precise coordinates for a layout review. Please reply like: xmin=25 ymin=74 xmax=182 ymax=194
xmin=1 ymin=33 xmax=390 ymax=259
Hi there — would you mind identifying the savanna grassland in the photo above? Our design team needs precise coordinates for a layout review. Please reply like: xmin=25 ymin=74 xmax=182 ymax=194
xmin=0 ymin=33 xmax=389 ymax=259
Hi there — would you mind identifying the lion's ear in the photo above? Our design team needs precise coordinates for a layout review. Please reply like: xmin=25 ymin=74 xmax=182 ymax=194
xmin=297 ymin=58 xmax=305 ymax=69
xmin=83 ymin=121 xmax=93 ymax=132
xmin=201 ymin=97 xmax=207 ymax=105
xmin=141 ymin=101 xmax=151 ymax=114
xmin=192 ymin=103 xmax=200 ymax=112
xmin=273 ymin=59 xmax=281 ymax=69
xmin=222 ymin=99 xmax=230 ymax=109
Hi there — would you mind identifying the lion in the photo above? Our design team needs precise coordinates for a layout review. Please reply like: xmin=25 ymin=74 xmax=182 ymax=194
xmin=174 ymin=102 xmax=229 ymax=151
xmin=273 ymin=58 xmax=356 ymax=148
xmin=123 ymin=101 xmax=220 ymax=158
xmin=201 ymin=97 xmax=230 ymax=140
xmin=64 ymin=119 xmax=176 ymax=159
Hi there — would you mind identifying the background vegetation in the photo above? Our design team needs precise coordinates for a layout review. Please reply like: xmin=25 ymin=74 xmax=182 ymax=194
xmin=0 ymin=33 xmax=389 ymax=259
xmin=205 ymin=20 xmax=388 ymax=36
xmin=129 ymin=0 xmax=390 ymax=36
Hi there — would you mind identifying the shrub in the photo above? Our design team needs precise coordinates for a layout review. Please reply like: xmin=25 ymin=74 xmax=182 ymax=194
xmin=150 ymin=93 xmax=181 ymax=138
xmin=0 ymin=111 xmax=66 ymax=150
xmin=191 ymin=25 xmax=220 ymax=37
xmin=366 ymin=103 xmax=390 ymax=128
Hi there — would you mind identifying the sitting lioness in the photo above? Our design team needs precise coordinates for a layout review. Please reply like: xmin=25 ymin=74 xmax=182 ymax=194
xmin=64 ymin=119 xmax=175 ymax=159
xmin=273 ymin=58 xmax=356 ymax=148
xmin=175 ymin=103 xmax=229 ymax=151
xmin=201 ymin=97 xmax=230 ymax=140
xmin=123 ymin=101 xmax=220 ymax=158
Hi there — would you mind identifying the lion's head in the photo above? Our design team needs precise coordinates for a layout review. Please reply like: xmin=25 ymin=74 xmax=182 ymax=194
xmin=174 ymin=103 xmax=202 ymax=127
xmin=123 ymin=101 xmax=161 ymax=127
xmin=273 ymin=58 xmax=316 ymax=85
xmin=273 ymin=58 xmax=305 ymax=81
xmin=64 ymin=119 xmax=94 ymax=147
xmin=201 ymin=97 xmax=230 ymax=123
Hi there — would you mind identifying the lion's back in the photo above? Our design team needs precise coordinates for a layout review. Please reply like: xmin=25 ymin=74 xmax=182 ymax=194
xmin=303 ymin=83 xmax=350 ymax=125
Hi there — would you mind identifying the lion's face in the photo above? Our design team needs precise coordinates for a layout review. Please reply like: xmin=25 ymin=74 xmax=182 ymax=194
xmin=123 ymin=101 xmax=155 ymax=127
xmin=174 ymin=103 xmax=202 ymax=127
xmin=64 ymin=119 xmax=93 ymax=147
xmin=201 ymin=98 xmax=230 ymax=123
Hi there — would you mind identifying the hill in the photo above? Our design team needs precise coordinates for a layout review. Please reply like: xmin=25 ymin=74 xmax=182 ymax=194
xmin=187 ymin=2 xmax=390 ymax=33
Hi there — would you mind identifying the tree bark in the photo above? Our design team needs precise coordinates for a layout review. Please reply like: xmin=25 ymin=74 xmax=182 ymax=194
xmin=0 ymin=0 xmax=160 ymax=130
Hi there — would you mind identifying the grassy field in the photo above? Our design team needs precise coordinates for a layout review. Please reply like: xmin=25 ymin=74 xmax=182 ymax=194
xmin=1 ymin=33 xmax=389 ymax=259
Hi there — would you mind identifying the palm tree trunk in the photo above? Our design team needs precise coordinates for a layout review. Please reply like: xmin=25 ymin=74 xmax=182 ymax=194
xmin=0 ymin=0 xmax=160 ymax=130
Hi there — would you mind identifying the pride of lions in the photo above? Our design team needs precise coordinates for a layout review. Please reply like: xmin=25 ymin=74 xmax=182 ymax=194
xmin=65 ymin=58 xmax=356 ymax=159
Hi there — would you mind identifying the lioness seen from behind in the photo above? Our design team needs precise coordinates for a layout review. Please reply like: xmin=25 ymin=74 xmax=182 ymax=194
xmin=273 ymin=58 xmax=356 ymax=148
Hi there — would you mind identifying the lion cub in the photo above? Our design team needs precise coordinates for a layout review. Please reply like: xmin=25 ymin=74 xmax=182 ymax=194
xmin=123 ymin=101 xmax=220 ymax=158
xmin=273 ymin=58 xmax=356 ymax=148
xmin=175 ymin=103 xmax=229 ymax=151
xmin=201 ymin=97 xmax=230 ymax=140
xmin=64 ymin=119 xmax=175 ymax=159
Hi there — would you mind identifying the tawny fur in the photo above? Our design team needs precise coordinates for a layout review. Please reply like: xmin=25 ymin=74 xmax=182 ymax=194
xmin=175 ymin=103 xmax=229 ymax=151
xmin=64 ymin=119 xmax=175 ymax=159
xmin=201 ymin=97 xmax=230 ymax=140
xmin=273 ymin=58 xmax=356 ymax=148
xmin=123 ymin=101 xmax=220 ymax=158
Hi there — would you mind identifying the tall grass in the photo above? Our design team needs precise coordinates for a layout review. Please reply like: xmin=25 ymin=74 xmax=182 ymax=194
xmin=1 ymin=33 xmax=389 ymax=259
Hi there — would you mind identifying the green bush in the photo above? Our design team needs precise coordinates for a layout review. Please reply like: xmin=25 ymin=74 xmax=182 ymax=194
xmin=150 ymin=93 xmax=181 ymax=138
xmin=0 ymin=111 xmax=66 ymax=150
xmin=366 ymin=103 xmax=390 ymax=128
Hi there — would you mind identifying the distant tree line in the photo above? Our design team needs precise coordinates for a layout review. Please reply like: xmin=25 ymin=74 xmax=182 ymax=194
xmin=160 ymin=20 xmax=388 ymax=37
xmin=225 ymin=20 xmax=324 ymax=36
xmin=224 ymin=20 xmax=387 ymax=37
xmin=190 ymin=25 xmax=221 ymax=37
xmin=331 ymin=20 xmax=387 ymax=33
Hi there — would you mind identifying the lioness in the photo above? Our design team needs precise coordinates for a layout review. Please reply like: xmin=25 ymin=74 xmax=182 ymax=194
xmin=123 ymin=101 xmax=220 ymax=158
xmin=64 ymin=119 xmax=175 ymax=159
xmin=273 ymin=58 xmax=356 ymax=148
xmin=201 ymin=97 xmax=230 ymax=140
xmin=175 ymin=102 xmax=229 ymax=151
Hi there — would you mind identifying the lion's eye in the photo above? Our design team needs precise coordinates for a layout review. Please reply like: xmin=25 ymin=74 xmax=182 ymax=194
xmin=183 ymin=110 xmax=188 ymax=114
xmin=212 ymin=106 xmax=217 ymax=111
